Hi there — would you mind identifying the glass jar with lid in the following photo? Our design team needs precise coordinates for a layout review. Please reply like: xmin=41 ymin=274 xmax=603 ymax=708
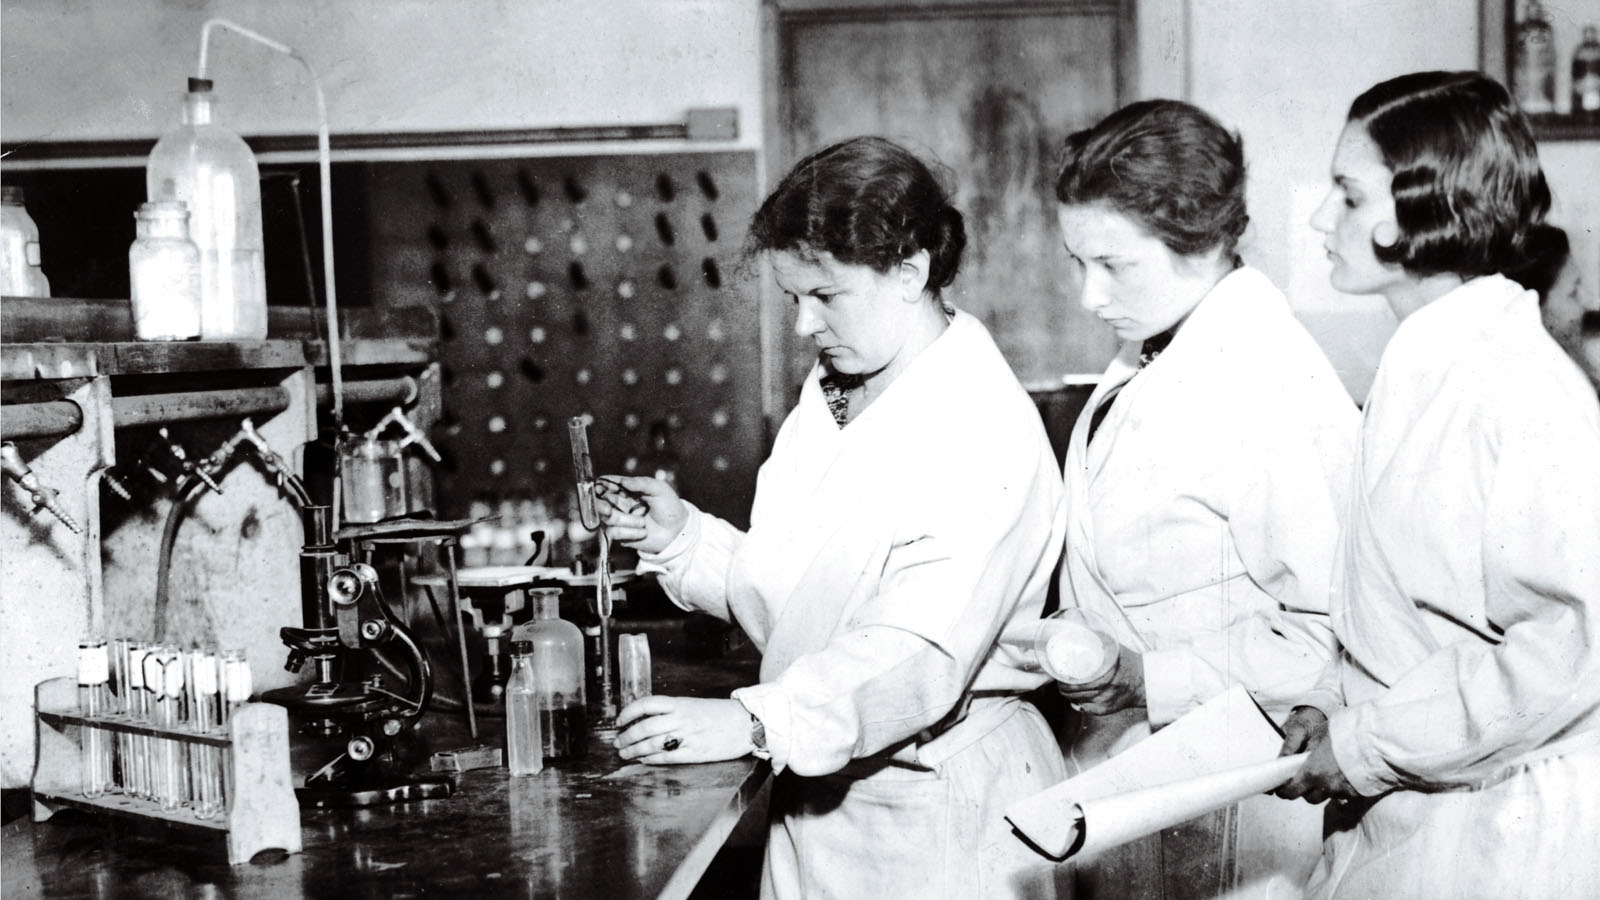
xmin=128 ymin=201 xmax=202 ymax=341
xmin=1 ymin=185 xmax=51 ymax=297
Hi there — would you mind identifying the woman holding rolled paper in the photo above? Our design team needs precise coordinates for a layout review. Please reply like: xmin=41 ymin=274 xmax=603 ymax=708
xmin=1275 ymin=71 xmax=1600 ymax=900
xmin=596 ymin=136 xmax=1070 ymax=899
xmin=1048 ymin=99 xmax=1358 ymax=899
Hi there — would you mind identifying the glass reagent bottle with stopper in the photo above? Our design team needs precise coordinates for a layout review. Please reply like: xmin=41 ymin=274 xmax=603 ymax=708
xmin=1574 ymin=25 xmax=1600 ymax=118
xmin=505 ymin=640 xmax=545 ymax=776
xmin=0 ymin=186 xmax=51 ymax=298
xmin=1515 ymin=0 xmax=1558 ymax=114
xmin=128 ymin=201 xmax=203 ymax=340
xmin=146 ymin=78 xmax=267 ymax=340
xmin=523 ymin=588 xmax=587 ymax=761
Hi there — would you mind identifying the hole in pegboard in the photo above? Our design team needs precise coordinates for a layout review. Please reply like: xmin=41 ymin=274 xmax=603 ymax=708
xmin=571 ymin=310 xmax=591 ymax=336
xmin=568 ymin=261 xmax=590 ymax=291
xmin=484 ymin=326 xmax=504 ymax=345
xmin=664 ymin=367 xmax=683 ymax=386
xmin=490 ymin=459 xmax=507 ymax=476
xmin=471 ymin=170 xmax=496 ymax=209
xmin=575 ymin=368 xmax=593 ymax=385
xmin=472 ymin=263 xmax=499 ymax=298
xmin=615 ymin=190 xmax=634 ymax=208
xmin=439 ymin=314 xmax=456 ymax=342
xmin=702 ymin=258 xmax=722 ymax=289
xmin=700 ymin=213 xmax=718 ymax=242
xmin=524 ymin=236 xmax=544 ymax=255
xmin=471 ymin=219 xmax=497 ymax=253
xmin=617 ymin=279 xmax=636 ymax=300
xmin=619 ymin=322 xmax=637 ymax=341
xmin=569 ymin=233 xmax=588 ymax=255
xmin=427 ymin=224 xmax=450 ymax=250
xmin=488 ymin=416 xmax=507 ymax=434
xmin=526 ymin=281 xmax=547 ymax=301
xmin=486 ymin=371 xmax=505 ymax=389
xmin=563 ymin=175 xmax=588 ymax=204
xmin=654 ymin=213 xmax=676 ymax=246
xmin=621 ymin=368 xmax=639 ymax=386
xmin=528 ymin=326 xmax=547 ymax=344
xmin=711 ymin=408 xmax=730 ymax=428
xmin=709 ymin=362 xmax=729 ymax=384
xmin=663 ymin=323 xmax=682 ymax=342
xmin=517 ymin=168 xmax=541 ymax=206
xmin=696 ymin=170 xmax=719 ymax=201
xmin=658 ymin=265 xmax=678 ymax=290
xmin=655 ymin=173 xmax=676 ymax=202
xmin=616 ymin=234 xmax=634 ymax=253
xmin=531 ymin=412 xmax=552 ymax=433
xmin=519 ymin=356 xmax=546 ymax=383
xmin=707 ymin=319 xmax=726 ymax=341
xmin=425 ymin=171 xmax=453 ymax=208
xmin=429 ymin=261 xmax=454 ymax=296
xmin=623 ymin=411 xmax=641 ymax=431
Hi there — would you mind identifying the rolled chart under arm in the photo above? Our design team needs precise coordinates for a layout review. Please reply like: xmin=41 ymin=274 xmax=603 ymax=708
xmin=1006 ymin=684 xmax=1305 ymax=860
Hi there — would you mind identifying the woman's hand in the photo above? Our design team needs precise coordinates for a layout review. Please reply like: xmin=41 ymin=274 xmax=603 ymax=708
xmin=1275 ymin=705 xmax=1359 ymax=804
xmin=613 ymin=696 xmax=754 ymax=765
xmin=595 ymin=475 xmax=689 ymax=554
xmin=1057 ymin=642 xmax=1146 ymax=715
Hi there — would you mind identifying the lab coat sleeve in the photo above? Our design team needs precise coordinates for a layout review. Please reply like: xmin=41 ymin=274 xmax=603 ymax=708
xmin=1141 ymin=410 xmax=1350 ymax=726
xmin=734 ymin=452 xmax=1060 ymax=777
xmin=1329 ymin=395 xmax=1600 ymax=795
xmin=634 ymin=501 xmax=746 ymax=624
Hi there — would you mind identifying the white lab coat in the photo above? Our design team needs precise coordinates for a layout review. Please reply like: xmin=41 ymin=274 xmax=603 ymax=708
xmin=1301 ymin=275 xmax=1600 ymax=900
xmin=639 ymin=310 xmax=1070 ymax=900
xmin=1060 ymin=267 xmax=1358 ymax=900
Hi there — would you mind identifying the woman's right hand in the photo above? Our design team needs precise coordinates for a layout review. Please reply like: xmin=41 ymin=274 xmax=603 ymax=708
xmin=595 ymin=474 xmax=689 ymax=554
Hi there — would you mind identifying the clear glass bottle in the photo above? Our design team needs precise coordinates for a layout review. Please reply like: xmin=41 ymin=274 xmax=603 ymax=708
xmin=523 ymin=589 xmax=588 ymax=760
xmin=0 ymin=186 xmax=51 ymax=297
xmin=146 ymin=78 xmax=267 ymax=340
xmin=1574 ymin=25 xmax=1600 ymax=119
xmin=505 ymin=640 xmax=545 ymax=776
xmin=129 ymin=201 xmax=203 ymax=340
xmin=1514 ymin=0 xmax=1558 ymax=114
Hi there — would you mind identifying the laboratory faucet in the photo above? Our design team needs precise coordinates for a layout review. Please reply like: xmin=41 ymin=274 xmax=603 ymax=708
xmin=1 ymin=441 xmax=82 ymax=534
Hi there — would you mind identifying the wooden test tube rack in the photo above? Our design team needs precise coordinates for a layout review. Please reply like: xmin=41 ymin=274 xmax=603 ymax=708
xmin=31 ymin=676 xmax=302 ymax=865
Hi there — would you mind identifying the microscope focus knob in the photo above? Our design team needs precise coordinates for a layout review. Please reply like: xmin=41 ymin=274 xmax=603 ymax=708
xmin=329 ymin=562 xmax=379 ymax=607
xmin=347 ymin=735 xmax=375 ymax=762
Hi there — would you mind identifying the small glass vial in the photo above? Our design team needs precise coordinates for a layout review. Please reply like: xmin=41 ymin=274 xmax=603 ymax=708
xmin=505 ymin=640 xmax=545 ymax=776
xmin=129 ymin=201 xmax=202 ymax=341
xmin=78 ymin=639 xmax=113 ymax=799
xmin=617 ymin=633 xmax=652 ymax=711
xmin=1574 ymin=25 xmax=1600 ymax=119
xmin=0 ymin=185 xmax=50 ymax=297
xmin=1514 ymin=0 xmax=1557 ymax=114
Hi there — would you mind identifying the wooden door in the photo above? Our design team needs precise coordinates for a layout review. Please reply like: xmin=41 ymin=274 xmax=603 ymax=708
xmin=769 ymin=1 xmax=1133 ymax=398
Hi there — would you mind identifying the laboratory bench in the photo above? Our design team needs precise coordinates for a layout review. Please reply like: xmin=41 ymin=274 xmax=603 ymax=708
xmin=3 ymin=648 xmax=770 ymax=900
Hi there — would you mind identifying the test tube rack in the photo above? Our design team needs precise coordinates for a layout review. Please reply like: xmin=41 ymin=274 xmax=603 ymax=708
xmin=30 ymin=676 xmax=302 ymax=865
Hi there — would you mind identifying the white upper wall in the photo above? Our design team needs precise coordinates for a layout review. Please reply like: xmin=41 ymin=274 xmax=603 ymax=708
xmin=0 ymin=0 xmax=764 ymax=157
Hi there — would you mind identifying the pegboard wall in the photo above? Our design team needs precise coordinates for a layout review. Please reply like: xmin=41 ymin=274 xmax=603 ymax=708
xmin=359 ymin=151 xmax=763 ymax=527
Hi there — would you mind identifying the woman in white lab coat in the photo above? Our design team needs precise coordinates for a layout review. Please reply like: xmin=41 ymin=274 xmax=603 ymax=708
xmin=1276 ymin=71 xmax=1600 ymax=900
xmin=1049 ymin=100 xmax=1358 ymax=899
xmin=598 ymin=137 xmax=1069 ymax=899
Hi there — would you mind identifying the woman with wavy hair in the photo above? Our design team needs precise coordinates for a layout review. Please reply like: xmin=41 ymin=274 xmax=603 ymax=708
xmin=1278 ymin=71 xmax=1600 ymax=900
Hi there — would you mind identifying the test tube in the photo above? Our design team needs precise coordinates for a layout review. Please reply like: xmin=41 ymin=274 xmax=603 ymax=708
xmin=617 ymin=633 xmax=652 ymax=711
xmin=109 ymin=638 xmax=131 ymax=794
xmin=190 ymin=649 xmax=222 ymax=819
xmin=77 ymin=639 xmax=112 ymax=799
xmin=154 ymin=648 xmax=184 ymax=811
xmin=126 ymin=642 xmax=150 ymax=799
xmin=218 ymin=650 xmax=251 ymax=808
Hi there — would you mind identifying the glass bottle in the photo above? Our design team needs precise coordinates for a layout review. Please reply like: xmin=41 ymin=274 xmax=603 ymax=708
xmin=522 ymin=589 xmax=587 ymax=760
xmin=0 ymin=186 xmax=51 ymax=297
xmin=146 ymin=78 xmax=267 ymax=340
xmin=505 ymin=640 xmax=545 ymax=776
xmin=129 ymin=201 xmax=203 ymax=340
xmin=1574 ymin=25 xmax=1600 ymax=119
xmin=1514 ymin=1 xmax=1557 ymax=114
xmin=617 ymin=633 xmax=652 ymax=711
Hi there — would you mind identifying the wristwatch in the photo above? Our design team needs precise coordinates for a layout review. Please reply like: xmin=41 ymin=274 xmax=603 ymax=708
xmin=749 ymin=712 xmax=770 ymax=760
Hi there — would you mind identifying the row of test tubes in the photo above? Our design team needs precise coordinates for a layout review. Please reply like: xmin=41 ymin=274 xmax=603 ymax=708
xmin=76 ymin=638 xmax=252 ymax=819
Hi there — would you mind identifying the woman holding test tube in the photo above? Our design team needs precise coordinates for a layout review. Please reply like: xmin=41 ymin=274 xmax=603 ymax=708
xmin=596 ymin=136 xmax=1069 ymax=899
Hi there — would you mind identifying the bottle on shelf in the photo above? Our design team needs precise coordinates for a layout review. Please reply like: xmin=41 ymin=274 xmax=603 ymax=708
xmin=1574 ymin=25 xmax=1600 ymax=120
xmin=504 ymin=640 xmax=545 ymax=776
xmin=518 ymin=588 xmax=587 ymax=761
xmin=1514 ymin=0 xmax=1558 ymax=115
xmin=128 ymin=201 xmax=203 ymax=341
xmin=0 ymin=186 xmax=51 ymax=298
xmin=146 ymin=78 xmax=267 ymax=340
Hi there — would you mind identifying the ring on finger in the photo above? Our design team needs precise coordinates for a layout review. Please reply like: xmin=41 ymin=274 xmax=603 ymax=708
xmin=662 ymin=736 xmax=681 ymax=752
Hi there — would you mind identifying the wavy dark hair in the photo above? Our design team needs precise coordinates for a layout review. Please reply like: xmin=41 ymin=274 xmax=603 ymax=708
xmin=1348 ymin=71 xmax=1551 ymax=281
xmin=745 ymin=136 xmax=966 ymax=298
xmin=1054 ymin=99 xmax=1249 ymax=261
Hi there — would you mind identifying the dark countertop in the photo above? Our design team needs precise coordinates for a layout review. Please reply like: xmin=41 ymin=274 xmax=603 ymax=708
xmin=4 ymin=649 xmax=768 ymax=900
